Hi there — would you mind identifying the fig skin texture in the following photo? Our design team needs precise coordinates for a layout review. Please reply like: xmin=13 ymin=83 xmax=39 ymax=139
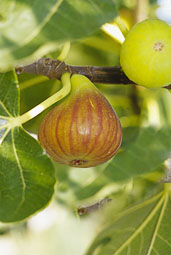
xmin=120 ymin=19 xmax=171 ymax=88
xmin=38 ymin=74 xmax=122 ymax=168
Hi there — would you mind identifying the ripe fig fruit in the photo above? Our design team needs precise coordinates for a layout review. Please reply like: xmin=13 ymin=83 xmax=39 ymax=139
xmin=120 ymin=19 xmax=171 ymax=88
xmin=38 ymin=74 xmax=122 ymax=168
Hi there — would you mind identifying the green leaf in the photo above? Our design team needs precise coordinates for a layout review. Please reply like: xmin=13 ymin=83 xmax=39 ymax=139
xmin=86 ymin=185 xmax=171 ymax=255
xmin=0 ymin=0 xmax=118 ymax=70
xmin=74 ymin=173 xmax=110 ymax=200
xmin=0 ymin=72 xmax=19 ymax=117
xmin=104 ymin=127 xmax=171 ymax=182
xmin=0 ymin=71 xmax=56 ymax=222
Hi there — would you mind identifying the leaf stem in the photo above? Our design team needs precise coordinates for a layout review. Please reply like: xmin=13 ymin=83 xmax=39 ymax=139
xmin=57 ymin=42 xmax=70 ymax=61
xmin=115 ymin=16 xmax=129 ymax=38
xmin=10 ymin=72 xmax=71 ymax=127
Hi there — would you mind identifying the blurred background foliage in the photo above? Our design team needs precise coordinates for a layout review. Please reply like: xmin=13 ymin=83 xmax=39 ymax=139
xmin=0 ymin=0 xmax=171 ymax=254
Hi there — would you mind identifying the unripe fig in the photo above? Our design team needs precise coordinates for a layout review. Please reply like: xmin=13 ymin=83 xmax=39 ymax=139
xmin=120 ymin=19 xmax=171 ymax=88
xmin=38 ymin=75 xmax=122 ymax=168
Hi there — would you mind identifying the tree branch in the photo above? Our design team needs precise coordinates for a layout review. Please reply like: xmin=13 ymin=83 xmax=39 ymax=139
xmin=15 ymin=58 xmax=171 ymax=89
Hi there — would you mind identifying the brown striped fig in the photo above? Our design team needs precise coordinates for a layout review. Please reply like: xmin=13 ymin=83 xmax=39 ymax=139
xmin=38 ymin=74 xmax=122 ymax=168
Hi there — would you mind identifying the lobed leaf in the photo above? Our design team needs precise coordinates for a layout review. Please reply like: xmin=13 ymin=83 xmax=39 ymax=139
xmin=87 ymin=186 xmax=171 ymax=255
xmin=0 ymin=71 xmax=56 ymax=222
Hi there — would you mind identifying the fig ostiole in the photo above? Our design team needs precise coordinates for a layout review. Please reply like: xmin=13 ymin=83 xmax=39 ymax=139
xmin=38 ymin=74 xmax=122 ymax=168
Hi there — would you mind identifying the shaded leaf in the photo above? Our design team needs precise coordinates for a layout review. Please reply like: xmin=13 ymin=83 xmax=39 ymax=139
xmin=74 ymin=173 xmax=109 ymax=200
xmin=0 ymin=0 xmax=118 ymax=70
xmin=73 ymin=127 xmax=170 ymax=201
xmin=104 ymin=127 xmax=171 ymax=182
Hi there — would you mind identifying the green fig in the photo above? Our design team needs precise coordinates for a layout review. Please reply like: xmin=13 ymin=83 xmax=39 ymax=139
xmin=120 ymin=19 xmax=171 ymax=88
xmin=38 ymin=74 xmax=122 ymax=168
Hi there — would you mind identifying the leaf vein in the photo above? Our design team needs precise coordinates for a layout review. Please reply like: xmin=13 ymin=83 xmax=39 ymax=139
xmin=0 ymin=128 xmax=10 ymax=145
xmin=112 ymin=195 xmax=164 ymax=255
xmin=108 ymin=192 xmax=163 ymax=225
xmin=152 ymin=247 xmax=160 ymax=255
xmin=11 ymin=129 xmax=26 ymax=212
xmin=146 ymin=193 xmax=169 ymax=255
xmin=157 ymin=233 xmax=171 ymax=248
xmin=0 ymin=101 xmax=13 ymax=117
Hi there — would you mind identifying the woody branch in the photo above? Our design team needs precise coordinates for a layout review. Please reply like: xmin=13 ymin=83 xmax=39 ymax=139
xmin=15 ymin=58 xmax=171 ymax=89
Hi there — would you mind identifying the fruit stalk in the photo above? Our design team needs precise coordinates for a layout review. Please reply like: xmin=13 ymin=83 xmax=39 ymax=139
xmin=11 ymin=72 xmax=71 ymax=127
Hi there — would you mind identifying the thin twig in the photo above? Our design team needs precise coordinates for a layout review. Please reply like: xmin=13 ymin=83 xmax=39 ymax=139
xmin=77 ymin=198 xmax=112 ymax=216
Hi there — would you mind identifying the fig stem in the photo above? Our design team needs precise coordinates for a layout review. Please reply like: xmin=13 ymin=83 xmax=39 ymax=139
xmin=11 ymin=72 xmax=71 ymax=126
xmin=15 ymin=58 xmax=171 ymax=89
